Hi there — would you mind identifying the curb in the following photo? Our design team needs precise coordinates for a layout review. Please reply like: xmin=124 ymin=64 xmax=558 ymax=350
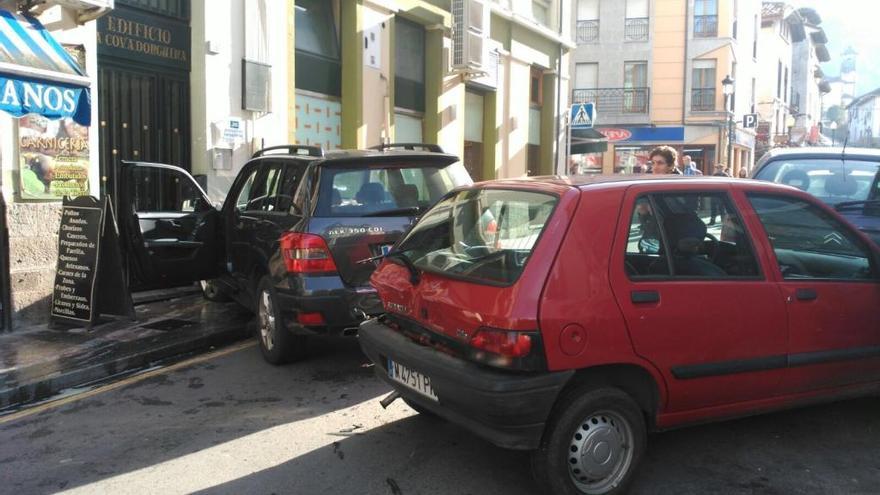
xmin=0 ymin=326 xmax=252 ymax=411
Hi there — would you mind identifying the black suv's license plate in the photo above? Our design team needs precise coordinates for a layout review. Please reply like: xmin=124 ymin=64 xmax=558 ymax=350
xmin=387 ymin=357 xmax=438 ymax=401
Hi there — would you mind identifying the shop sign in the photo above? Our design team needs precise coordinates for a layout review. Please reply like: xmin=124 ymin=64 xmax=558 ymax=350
xmin=734 ymin=129 xmax=756 ymax=149
xmin=598 ymin=126 xmax=685 ymax=143
xmin=18 ymin=115 xmax=90 ymax=200
xmin=599 ymin=128 xmax=632 ymax=142
xmin=97 ymin=7 xmax=191 ymax=71
xmin=0 ymin=77 xmax=90 ymax=124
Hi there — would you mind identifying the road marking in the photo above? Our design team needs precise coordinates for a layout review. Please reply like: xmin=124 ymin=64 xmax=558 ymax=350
xmin=0 ymin=340 xmax=257 ymax=425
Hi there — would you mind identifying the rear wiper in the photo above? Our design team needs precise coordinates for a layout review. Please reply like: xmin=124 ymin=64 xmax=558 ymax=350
xmin=834 ymin=199 xmax=880 ymax=211
xmin=357 ymin=249 xmax=420 ymax=285
xmin=361 ymin=206 xmax=422 ymax=217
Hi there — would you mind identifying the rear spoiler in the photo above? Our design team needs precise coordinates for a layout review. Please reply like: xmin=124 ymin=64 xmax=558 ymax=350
xmin=253 ymin=145 xmax=324 ymax=158
xmin=369 ymin=143 xmax=444 ymax=153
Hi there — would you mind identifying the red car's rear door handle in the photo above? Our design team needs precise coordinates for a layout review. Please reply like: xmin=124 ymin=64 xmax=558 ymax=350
xmin=631 ymin=291 xmax=660 ymax=304
xmin=795 ymin=288 xmax=817 ymax=301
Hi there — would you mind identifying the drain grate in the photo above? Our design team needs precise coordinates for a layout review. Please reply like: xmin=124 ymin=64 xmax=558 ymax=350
xmin=142 ymin=319 xmax=196 ymax=331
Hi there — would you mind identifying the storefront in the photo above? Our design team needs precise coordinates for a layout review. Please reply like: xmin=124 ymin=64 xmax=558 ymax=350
xmin=0 ymin=4 xmax=103 ymax=328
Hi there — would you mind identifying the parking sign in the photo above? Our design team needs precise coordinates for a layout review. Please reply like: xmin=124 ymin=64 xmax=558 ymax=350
xmin=743 ymin=113 xmax=758 ymax=129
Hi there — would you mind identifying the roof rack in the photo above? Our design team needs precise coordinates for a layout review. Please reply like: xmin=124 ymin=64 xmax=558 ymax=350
xmin=252 ymin=145 xmax=324 ymax=158
xmin=369 ymin=142 xmax=444 ymax=153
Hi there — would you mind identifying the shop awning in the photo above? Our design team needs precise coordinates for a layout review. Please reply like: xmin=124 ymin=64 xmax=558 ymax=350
xmin=0 ymin=9 xmax=91 ymax=125
xmin=570 ymin=128 xmax=608 ymax=155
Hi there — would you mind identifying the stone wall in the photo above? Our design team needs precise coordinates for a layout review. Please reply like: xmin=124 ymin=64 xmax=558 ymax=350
xmin=7 ymin=202 xmax=62 ymax=326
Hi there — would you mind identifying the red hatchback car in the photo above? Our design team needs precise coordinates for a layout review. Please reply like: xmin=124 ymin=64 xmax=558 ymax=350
xmin=358 ymin=175 xmax=880 ymax=495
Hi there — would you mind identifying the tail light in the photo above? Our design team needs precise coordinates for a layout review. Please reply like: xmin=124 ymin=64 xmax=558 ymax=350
xmin=470 ymin=328 xmax=532 ymax=357
xmin=297 ymin=311 xmax=325 ymax=326
xmin=280 ymin=233 xmax=337 ymax=273
xmin=467 ymin=327 xmax=545 ymax=370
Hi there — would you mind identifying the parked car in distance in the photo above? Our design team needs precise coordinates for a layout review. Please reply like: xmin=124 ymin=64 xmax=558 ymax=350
xmin=753 ymin=147 xmax=880 ymax=245
xmin=118 ymin=143 xmax=472 ymax=364
xmin=359 ymin=175 xmax=880 ymax=495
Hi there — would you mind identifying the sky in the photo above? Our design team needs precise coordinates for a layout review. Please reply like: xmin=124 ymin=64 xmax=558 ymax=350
xmin=806 ymin=0 xmax=880 ymax=96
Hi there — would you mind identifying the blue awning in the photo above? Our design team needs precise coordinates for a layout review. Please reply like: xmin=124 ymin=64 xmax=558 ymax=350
xmin=0 ymin=9 xmax=91 ymax=125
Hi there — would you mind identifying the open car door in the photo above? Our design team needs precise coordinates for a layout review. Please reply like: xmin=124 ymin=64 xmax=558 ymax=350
xmin=119 ymin=162 xmax=223 ymax=291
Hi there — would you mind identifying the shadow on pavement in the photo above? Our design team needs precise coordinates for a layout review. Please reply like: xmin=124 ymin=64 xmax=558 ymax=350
xmin=0 ymin=336 xmax=392 ymax=494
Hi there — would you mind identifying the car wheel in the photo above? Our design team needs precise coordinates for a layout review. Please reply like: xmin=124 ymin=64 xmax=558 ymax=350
xmin=531 ymin=387 xmax=646 ymax=495
xmin=256 ymin=276 xmax=307 ymax=365
xmin=200 ymin=279 xmax=232 ymax=302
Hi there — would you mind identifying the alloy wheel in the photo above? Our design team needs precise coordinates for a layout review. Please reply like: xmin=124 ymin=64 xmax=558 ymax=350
xmin=258 ymin=290 xmax=275 ymax=351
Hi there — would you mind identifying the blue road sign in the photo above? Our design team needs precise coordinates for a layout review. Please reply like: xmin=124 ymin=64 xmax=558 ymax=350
xmin=571 ymin=103 xmax=595 ymax=129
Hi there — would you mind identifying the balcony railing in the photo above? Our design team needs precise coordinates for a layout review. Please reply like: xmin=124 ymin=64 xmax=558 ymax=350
xmin=694 ymin=15 xmax=718 ymax=37
xmin=691 ymin=88 xmax=716 ymax=111
xmin=576 ymin=20 xmax=599 ymax=43
xmin=625 ymin=17 xmax=649 ymax=41
xmin=572 ymin=87 xmax=650 ymax=115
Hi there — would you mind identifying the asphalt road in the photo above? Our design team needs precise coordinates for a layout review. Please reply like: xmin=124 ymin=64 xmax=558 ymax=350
xmin=1 ymin=336 xmax=878 ymax=495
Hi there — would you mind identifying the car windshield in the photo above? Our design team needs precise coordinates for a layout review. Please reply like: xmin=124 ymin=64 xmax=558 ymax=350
xmin=754 ymin=159 xmax=880 ymax=205
xmin=313 ymin=162 xmax=471 ymax=217
xmin=394 ymin=188 xmax=558 ymax=285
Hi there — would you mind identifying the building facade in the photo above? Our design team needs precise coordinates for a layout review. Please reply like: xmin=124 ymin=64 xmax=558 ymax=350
xmin=570 ymin=0 xmax=761 ymax=176
xmin=788 ymin=7 xmax=830 ymax=146
xmin=0 ymin=0 xmax=573 ymax=329
xmin=847 ymin=89 xmax=880 ymax=148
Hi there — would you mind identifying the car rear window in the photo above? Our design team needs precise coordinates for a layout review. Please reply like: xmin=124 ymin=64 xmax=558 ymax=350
xmin=754 ymin=159 xmax=880 ymax=205
xmin=313 ymin=162 xmax=471 ymax=217
xmin=394 ymin=188 xmax=558 ymax=285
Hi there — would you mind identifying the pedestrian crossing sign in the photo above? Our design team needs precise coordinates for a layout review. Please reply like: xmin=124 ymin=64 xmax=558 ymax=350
xmin=570 ymin=103 xmax=596 ymax=129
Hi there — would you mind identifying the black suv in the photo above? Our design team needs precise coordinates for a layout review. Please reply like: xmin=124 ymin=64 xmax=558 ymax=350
xmin=118 ymin=144 xmax=472 ymax=364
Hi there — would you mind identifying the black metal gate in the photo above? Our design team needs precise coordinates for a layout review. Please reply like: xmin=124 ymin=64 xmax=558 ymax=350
xmin=97 ymin=66 xmax=191 ymax=198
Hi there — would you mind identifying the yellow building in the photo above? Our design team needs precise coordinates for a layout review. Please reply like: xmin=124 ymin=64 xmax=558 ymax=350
xmin=290 ymin=0 xmax=573 ymax=180
xmin=570 ymin=0 xmax=760 ymax=176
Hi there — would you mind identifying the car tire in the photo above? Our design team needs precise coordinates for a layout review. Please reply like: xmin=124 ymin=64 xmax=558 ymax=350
xmin=531 ymin=387 xmax=646 ymax=495
xmin=256 ymin=276 xmax=307 ymax=365
xmin=200 ymin=279 xmax=232 ymax=302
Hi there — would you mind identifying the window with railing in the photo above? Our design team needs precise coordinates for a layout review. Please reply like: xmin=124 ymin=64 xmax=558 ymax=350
xmin=692 ymin=59 xmax=716 ymax=111
xmin=625 ymin=18 xmax=649 ymax=41
xmin=577 ymin=20 xmax=600 ymax=43
xmin=572 ymin=87 xmax=650 ymax=114
xmin=625 ymin=0 xmax=648 ymax=41
xmin=624 ymin=62 xmax=648 ymax=112
xmin=576 ymin=0 xmax=599 ymax=43
xmin=694 ymin=0 xmax=718 ymax=37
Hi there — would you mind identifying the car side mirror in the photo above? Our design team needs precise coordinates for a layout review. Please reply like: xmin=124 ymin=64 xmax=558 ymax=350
xmin=194 ymin=196 xmax=215 ymax=213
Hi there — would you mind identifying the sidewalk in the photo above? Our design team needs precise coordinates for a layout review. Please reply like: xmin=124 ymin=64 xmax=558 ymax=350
xmin=0 ymin=294 xmax=254 ymax=411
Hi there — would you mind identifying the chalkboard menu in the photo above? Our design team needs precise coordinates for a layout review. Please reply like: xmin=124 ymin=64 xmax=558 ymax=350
xmin=51 ymin=196 xmax=135 ymax=328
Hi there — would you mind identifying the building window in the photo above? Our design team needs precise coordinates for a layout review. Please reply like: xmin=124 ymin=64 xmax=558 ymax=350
xmin=624 ymin=61 xmax=648 ymax=113
xmin=692 ymin=59 xmax=716 ymax=111
xmin=294 ymin=0 xmax=341 ymax=96
xmin=732 ymin=0 xmax=738 ymax=39
xmin=532 ymin=0 xmax=551 ymax=27
xmin=575 ymin=63 xmax=598 ymax=90
xmin=528 ymin=67 xmax=543 ymax=176
xmin=625 ymin=0 xmax=648 ymax=41
xmin=694 ymin=0 xmax=718 ymax=38
xmin=776 ymin=60 xmax=782 ymax=99
xmin=783 ymin=66 xmax=789 ymax=105
xmin=395 ymin=18 xmax=426 ymax=113
xmin=752 ymin=14 xmax=758 ymax=59
xmin=576 ymin=0 xmax=599 ymax=43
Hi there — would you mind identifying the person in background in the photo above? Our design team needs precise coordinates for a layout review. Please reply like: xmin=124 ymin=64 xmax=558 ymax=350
xmin=648 ymin=146 xmax=682 ymax=175
xmin=738 ymin=168 xmax=749 ymax=178
xmin=682 ymin=155 xmax=703 ymax=176
xmin=709 ymin=164 xmax=730 ymax=224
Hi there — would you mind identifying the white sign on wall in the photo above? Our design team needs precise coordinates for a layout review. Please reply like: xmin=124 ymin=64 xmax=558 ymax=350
xmin=212 ymin=117 xmax=246 ymax=149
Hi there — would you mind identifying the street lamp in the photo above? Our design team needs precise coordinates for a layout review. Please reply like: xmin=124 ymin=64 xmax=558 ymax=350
xmin=722 ymin=75 xmax=735 ymax=171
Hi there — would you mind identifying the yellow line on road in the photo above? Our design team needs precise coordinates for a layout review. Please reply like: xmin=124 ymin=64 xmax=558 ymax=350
xmin=0 ymin=340 xmax=257 ymax=425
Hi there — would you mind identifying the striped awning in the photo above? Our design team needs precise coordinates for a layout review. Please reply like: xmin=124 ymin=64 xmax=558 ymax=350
xmin=0 ymin=9 xmax=91 ymax=125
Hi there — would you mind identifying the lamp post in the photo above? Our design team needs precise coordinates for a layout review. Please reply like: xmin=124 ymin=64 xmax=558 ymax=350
xmin=722 ymin=75 xmax=735 ymax=171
